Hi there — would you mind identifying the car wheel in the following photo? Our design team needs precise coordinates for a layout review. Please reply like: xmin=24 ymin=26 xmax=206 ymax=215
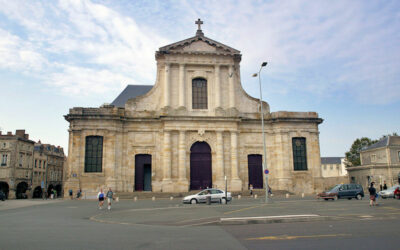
xmin=190 ymin=199 xmax=197 ymax=204
xmin=324 ymin=198 xmax=329 ymax=201
xmin=356 ymin=194 xmax=362 ymax=200
xmin=348 ymin=198 xmax=352 ymax=200
xmin=333 ymin=195 xmax=338 ymax=201
xmin=220 ymin=198 xmax=227 ymax=204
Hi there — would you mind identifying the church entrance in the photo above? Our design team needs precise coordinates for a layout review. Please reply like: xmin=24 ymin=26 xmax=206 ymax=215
xmin=190 ymin=142 xmax=212 ymax=190
xmin=248 ymin=154 xmax=263 ymax=189
xmin=135 ymin=154 xmax=152 ymax=191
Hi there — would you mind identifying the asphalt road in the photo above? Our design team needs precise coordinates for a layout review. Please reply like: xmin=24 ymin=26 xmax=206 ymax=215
xmin=0 ymin=196 xmax=399 ymax=250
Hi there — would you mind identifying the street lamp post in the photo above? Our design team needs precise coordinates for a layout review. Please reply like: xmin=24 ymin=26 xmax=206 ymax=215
xmin=253 ymin=62 xmax=269 ymax=203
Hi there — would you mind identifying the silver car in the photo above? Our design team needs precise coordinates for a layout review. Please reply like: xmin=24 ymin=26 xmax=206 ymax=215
xmin=378 ymin=185 xmax=400 ymax=198
xmin=183 ymin=188 xmax=232 ymax=204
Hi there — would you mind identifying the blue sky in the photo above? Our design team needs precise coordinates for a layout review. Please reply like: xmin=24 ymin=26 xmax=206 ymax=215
xmin=0 ymin=0 xmax=399 ymax=156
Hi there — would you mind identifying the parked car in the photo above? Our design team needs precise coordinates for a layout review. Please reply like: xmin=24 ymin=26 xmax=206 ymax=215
xmin=394 ymin=187 xmax=400 ymax=199
xmin=0 ymin=190 xmax=5 ymax=201
xmin=378 ymin=185 xmax=400 ymax=199
xmin=183 ymin=188 xmax=232 ymax=204
xmin=317 ymin=184 xmax=364 ymax=200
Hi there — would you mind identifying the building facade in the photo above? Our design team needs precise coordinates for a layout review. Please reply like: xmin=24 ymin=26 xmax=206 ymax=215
xmin=64 ymin=21 xmax=324 ymax=196
xmin=32 ymin=143 xmax=65 ymax=198
xmin=321 ymin=157 xmax=347 ymax=178
xmin=0 ymin=130 xmax=34 ymax=199
xmin=347 ymin=136 xmax=400 ymax=190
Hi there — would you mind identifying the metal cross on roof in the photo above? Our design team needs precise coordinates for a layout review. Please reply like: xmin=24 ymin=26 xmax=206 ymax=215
xmin=195 ymin=18 xmax=203 ymax=30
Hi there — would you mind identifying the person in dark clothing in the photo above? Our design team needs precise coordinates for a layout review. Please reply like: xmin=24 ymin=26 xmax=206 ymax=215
xmin=368 ymin=182 xmax=377 ymax=206
xmin=383 ymin=182 xmax=387 ymax=190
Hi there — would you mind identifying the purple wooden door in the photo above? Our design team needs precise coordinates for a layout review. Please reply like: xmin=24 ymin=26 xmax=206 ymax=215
xmin=248 ymin=154 xmax=263 ymax=189
xmin=135 ymin=154 xmax=151 ymax=191
xmin=190 ymin=142 xmax=212 ymax=190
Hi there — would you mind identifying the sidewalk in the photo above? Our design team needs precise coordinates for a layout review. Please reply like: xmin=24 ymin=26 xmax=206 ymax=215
xmin=0 ymin=199 xmax=63 ymax=211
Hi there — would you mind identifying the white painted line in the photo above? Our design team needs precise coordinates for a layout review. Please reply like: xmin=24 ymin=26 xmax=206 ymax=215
xmin=221 ymin=214 xmax=320 ymax=221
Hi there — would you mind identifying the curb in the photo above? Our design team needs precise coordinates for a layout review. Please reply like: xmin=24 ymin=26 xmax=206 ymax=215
xmin=218 ymin=214 xmax=332 ymax=225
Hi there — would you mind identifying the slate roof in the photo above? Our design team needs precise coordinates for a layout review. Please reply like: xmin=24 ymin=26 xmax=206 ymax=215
xmin=321 ymin=157 xmax=343 ymax=164
xmin=361 ymin=136 xmax=389 ymax=151
xmin=111 ymin=85 xmax=153 ymax=108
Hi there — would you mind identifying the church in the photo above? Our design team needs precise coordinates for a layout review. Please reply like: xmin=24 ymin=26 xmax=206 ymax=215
xmin=64 ymin=20 xmax=324 ymax=196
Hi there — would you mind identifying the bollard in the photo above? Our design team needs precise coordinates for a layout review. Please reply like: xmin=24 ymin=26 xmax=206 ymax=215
xmin=254 ymin=194 xmax=258 ymax=199
xmin=238 ymin=195 xmax=241 ymax=200
xmin=301 ymin=193 xmax=305 ymax=198
xmin=286 ymin=193 xmax=289 ymax=199
xmin=134 ymin=196 xmax=137 ymax=202
xmin=206 ymin=195 xmax=211 ymax=205
xmin=170 ymin=196 xmax=173 ymax=200
xmin=152 ymin=196 xmax=156 ymax=201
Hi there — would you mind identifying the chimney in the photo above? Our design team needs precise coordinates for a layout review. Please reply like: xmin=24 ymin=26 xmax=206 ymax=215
xmin=7 ymin=131 xmax=12 ymax=135
xmin=0 ymin=131 xmax=2 ymax=135
xmin=16 ymin=130 xmax=25 ymax=137
xmin=24 ymin=133 xmax=29 ymax=140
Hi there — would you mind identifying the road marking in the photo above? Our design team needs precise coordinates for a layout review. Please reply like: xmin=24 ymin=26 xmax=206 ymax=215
xmin=246 ymin=233 xmax=351 ymax=241
xmin=223 ymin=204 xmax=265 ymax=215
xmin=221 ymin=214 xmax=320 ymax=221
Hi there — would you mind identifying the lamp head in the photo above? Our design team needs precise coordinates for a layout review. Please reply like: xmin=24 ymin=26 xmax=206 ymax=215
xmin=261 ymin=62 xmax=268 ymax=67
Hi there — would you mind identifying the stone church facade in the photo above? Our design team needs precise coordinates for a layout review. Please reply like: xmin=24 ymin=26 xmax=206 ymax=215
xmin=64 ymin=21 xmax=323 ymax=196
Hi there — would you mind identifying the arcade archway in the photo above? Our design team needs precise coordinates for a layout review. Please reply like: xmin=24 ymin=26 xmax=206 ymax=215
xmin=16 ymin=182 xmax=28 ymax=199
xmin=0 ymin=181 xmax=9 ymax=199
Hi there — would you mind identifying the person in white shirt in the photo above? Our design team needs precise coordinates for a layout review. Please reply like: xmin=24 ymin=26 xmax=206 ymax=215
xmin=97 ymin=189 xmax=105 ymax=209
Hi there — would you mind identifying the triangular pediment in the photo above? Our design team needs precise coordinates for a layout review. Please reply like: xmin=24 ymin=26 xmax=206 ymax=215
xmin=159 ymin=35 xmax=240 ymax=55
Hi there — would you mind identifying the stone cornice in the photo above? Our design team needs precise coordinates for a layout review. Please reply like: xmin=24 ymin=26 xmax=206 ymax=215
xmin=346 ymin=164 xmax=400 ymax=171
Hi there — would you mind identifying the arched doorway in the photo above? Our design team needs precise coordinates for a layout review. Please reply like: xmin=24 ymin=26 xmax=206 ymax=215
xmin=48 ymin=184 xmax=54 ymax=198
xmin=248 ymin=154 xmax=263 ymax=189
xmin=16 ymin=182 xmax=28 ymax=199
xmin=190 ymin=142 xmax=212 ymax=190
xmin=33 ymin=186 xmax=43 ymax=198
xmin=135 ymin=154 xmax=152 ymax=191
xmin=0 ymin=182 xmax=9 ymax=199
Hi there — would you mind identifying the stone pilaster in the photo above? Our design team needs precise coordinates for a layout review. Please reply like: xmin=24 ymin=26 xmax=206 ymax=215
xmin=214 ymin=131 xmax=225 ymax=189
xmin=214 ymin=65 xmax=221 ymax=108
xmin=162 ymin=130 xmax=173 ymax=192
xmin=179 ymin=64 xmax=186 ymax=108
xmin=229 ymin=65 xmax=235 ymax=108
xmin=230 ymin=131 xmax=242 ymax=191
xmin=164 ymin=63 xmax=170 ymax=107
xmin=177 ymin=131 xmax=188 ymax=191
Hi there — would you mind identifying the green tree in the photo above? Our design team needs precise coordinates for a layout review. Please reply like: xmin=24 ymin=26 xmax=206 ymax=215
xmin=378 ymin=132 xmax=398 ymax=140
xmin=345 ymin=137 xmax=377 ymax=167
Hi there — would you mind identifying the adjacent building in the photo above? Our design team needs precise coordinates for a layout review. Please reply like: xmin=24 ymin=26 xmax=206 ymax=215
xmin=32 ymin=142 xmax=65 ymax=198
xmin=347 ymin=136 xmax=400 ymax=189
xmin=64 ymin=20 xmax=324 ymax=197
xmin=0 ymin=130 xmax=34 ymax=199
xmin=0 ymin=130 xmax=65 ymax=199
xmin=321 ymin=157 xmax=347 ymax=178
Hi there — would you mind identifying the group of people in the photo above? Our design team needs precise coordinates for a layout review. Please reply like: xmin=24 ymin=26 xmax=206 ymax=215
xmin=97 ymin=188 xmax=114 ymax=210
xmin=68 ymin=189 xmax=82 ymax=200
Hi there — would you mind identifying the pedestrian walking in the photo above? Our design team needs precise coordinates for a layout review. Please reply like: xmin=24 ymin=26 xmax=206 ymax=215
xmin=69 ymin=189 xmax=73 ymax=200
xmin=76 ymin=189 xmax=82 ymax=199
xmin=383 ymin=182 xmax=387 ymax=190
xmin=369 ymin=182 xmax=377 ymax=206
xmin=249 ymin=184 xmax=253 ymax=196
xmin=97 ymin=189 xmax=105 ymax=209
xmin=106 ymin=188 xmax=114 ymax=210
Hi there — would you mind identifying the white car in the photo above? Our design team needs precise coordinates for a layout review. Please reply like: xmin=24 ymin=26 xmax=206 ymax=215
xmin=378 ymin=185 xmax=400 ymax=198
xmin=183 ymin=188 xmax=232 ymax=204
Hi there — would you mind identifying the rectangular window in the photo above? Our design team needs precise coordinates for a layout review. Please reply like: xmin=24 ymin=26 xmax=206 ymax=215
xmin=192 ymin=78 xmax=208 ymax=109
xmin=371 ymin=154 xmax=376 ymax=162
xmin=35 ymin=159 xmax=37 ymax=168
xmin=1 ymin=154 xmax=7 ymax=166
xmin=19 ymin=154 xmax=23 ymax=166
xmin=39 ymin=160 xmax=42 ymax=168
xmin=292 ymin=137 xmax=308 ymax=171
xmin=84 ymin=136 xmax=103 ymax=173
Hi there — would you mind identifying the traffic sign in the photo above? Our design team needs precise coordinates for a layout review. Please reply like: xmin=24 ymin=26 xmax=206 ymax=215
xmin=264 ymin=169 xmax=269 ymax=174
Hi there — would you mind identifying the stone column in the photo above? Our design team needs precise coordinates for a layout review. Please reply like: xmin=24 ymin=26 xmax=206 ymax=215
xmin=162 ymin=130 xmax=173 ymax=192
xmin=214 ymin=131 xmax=225 ymax=188
xmin=229 ymin=65 xmax=235 ymax=108
xmin=214 ymin=65 xmax=221 ymax=108
xmin=230 ymin=131 xmax=242 ymax=191
xmin=164 ymin=63 xmax=170 ymax=107
xmin=179 ymin=64 xmax=185 ymax=108
xmin=177 ymin=131 xmax=188 ymax=191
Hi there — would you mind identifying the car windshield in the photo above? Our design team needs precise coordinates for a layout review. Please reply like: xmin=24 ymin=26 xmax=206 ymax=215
xmin=388 ymin=185 xmax=400 ymax=191
xmin=328 ymin=184 xmax=341 ymax=192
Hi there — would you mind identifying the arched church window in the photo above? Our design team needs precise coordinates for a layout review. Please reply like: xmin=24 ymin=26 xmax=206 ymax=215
xmin=292 ymin=137 xmax=307 ymax=171
xmin=192 ymin=78 xmax=208 ymax=109
xmin=84 ymin=136 xmax=103 ymax=173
